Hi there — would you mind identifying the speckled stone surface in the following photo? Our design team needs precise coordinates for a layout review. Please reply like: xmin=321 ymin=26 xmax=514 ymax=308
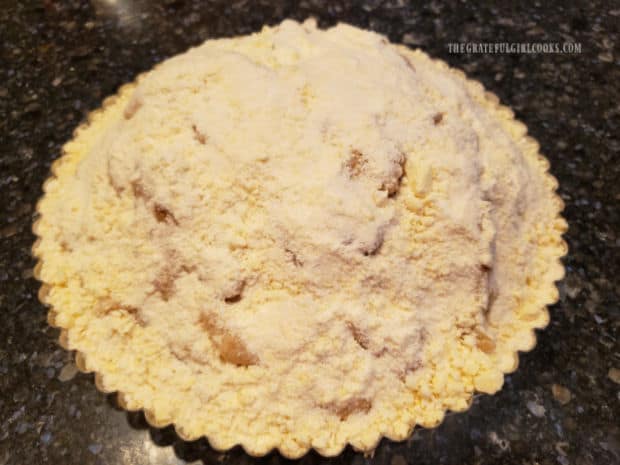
xmin=1 ymin=1 xmax=619 ymax=464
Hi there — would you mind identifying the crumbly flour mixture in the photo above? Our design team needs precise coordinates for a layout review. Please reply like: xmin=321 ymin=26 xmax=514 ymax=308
xmin=35 ymin=19 xmax=566 ymax=457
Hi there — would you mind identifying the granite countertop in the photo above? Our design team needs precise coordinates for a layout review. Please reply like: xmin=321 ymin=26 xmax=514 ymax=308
xmin=1 ymin=1 xmax=619 ymax=464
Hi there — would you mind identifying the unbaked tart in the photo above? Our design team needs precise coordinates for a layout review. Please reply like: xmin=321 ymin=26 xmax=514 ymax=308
xmin=33 ymin=19 xmax=567 ymax=458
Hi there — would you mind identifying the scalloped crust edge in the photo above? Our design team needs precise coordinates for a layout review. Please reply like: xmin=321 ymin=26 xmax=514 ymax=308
xmin=31 ymin=48 xmax=567 ymax=459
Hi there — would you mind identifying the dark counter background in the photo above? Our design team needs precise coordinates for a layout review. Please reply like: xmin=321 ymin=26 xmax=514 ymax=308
xmin=1 ymin=1 xmax=619 ymax=464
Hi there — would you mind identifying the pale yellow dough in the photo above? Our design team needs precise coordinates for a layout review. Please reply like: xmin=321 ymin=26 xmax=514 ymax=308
xmin=34 ymin=19 xmax=566 ymax=457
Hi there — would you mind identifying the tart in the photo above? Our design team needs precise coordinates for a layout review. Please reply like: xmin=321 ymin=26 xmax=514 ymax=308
xmin=33 ymin=19 xmax=567 ymax=458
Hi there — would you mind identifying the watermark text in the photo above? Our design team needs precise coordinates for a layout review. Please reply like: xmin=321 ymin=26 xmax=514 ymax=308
xmin=447 ymin=42 xmax=582 ymax=54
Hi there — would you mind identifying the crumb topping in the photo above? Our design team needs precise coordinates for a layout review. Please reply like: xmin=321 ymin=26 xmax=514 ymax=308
xmin=35 ymin=19 xmax=566 ymax=457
